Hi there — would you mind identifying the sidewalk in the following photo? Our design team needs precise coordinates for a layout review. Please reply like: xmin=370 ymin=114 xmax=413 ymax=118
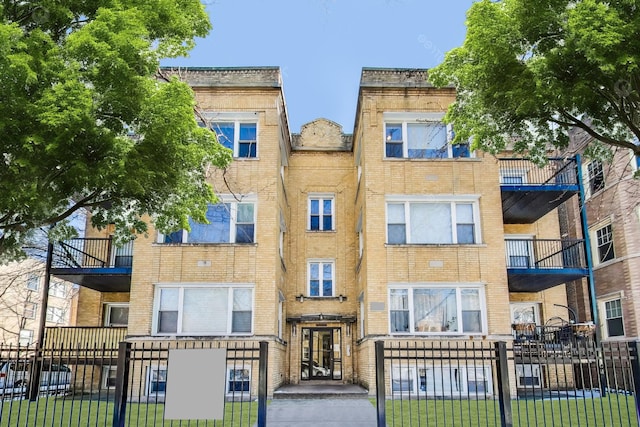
xmin=264 ymin=398 xmax=377 ymax=426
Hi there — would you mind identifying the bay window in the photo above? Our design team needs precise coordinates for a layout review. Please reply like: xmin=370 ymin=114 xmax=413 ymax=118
xmin=386 ymin=197 xmax=480 ymax=244
xmin=389 ymin=284 xmax=485 ymax=334
xmin=154 ymin=285 xmax=253 ymax=335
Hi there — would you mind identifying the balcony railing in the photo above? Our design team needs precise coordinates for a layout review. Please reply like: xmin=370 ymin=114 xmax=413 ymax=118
xmin=52 ymin=237 xmax=133 ymax=269
xmin=44 ymin=326 xmax=128 ymax=349
xmin=499 ymin=157 xmax=578 ymax=186
xmin=505 ymin=238 xmax=586 ymax=269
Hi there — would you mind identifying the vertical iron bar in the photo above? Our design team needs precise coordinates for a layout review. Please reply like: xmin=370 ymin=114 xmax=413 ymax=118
xmin=112 ymin=341 xmax=131 ymax=427
xmin=257 ymin=341 xmax=268 ymax=427
xmin=495 ymin=341 xmax=513 ymax=427
xmin=628 ymin=341 xmax=640 ymax=425
xmin=375 ymin=340 xmax=386 ymax=427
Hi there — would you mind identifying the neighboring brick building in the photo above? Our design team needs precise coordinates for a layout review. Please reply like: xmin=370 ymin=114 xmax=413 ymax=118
xmin=572 ymin=129 xmax=640 ymax=341
xmin=50 ymin=67 xmax=592 ymax=396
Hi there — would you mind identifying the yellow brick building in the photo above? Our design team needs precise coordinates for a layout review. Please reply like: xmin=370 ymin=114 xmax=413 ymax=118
xmin=52 ymin=67 xmax=591 ymax=396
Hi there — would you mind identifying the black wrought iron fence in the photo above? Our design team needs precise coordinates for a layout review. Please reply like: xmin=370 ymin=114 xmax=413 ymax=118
xmin=0 ymin=341 xmax=267 ymax=427
xmin=375 ymin=340 xmax=640 ymax=427
xmin=499 ymin=158 xmax=579 ymax=186
xmin=52 ymin=237 xmax=133 ymax=269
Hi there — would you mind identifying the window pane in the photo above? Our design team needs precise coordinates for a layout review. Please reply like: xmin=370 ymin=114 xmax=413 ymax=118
xmin=390 ymin=289 xmax=408 ymax=310
xmin=310 ymin=280 xmax=320 ymax=296
xmin=237 ymin=204 xmax=254 ymax=222
xmin=159 ymin=311 xmax=178 ymax=333
xmin=160 ymin=289 xmax=179 ymax=311
xmin=310 ymin=263 xmax=319 ymax=279
xmin=388 ymin=204 xmax=405 ymax=223
xmin=452 ymin=143 xmax=470 ymax=158
xmin=323 ymin=280 xmax=333 ymax=296
xmin=457 ymin=224 xmax=475 ymax=244
xmin=323 ymin=200 xmax=332 ymax=215
xmin=456 ymin=204 xmax=473 ymax=223
xmin=236 ymin=224 xmax=254 ymax=243
xmin=323 ymin=216 xmax=332 ymax=231
xmin=413 ymin=288 xmax=457 ymax=332
xmin=109 ymin=307 xmax=129 ymax=326
xmin=310 ymin=216 xmax=320 ymax=230
xmin=407 ymin=123 xmax=447 ymax=158
xmin=233 ymin=288 xmax=252 ymax=311
xmin=607 ymin=318 xmax=624 ymax=337
xmin=310 ymin=200 xmax=319 ymax=215
xmin=164 ymin=230 xmax=183 ymax=243
xmin=238 ymin=142 xmax=256 ymax=158
xmin=213 ymin=123 xmax=234 ymax=150
xmin=386 ymin=124 xmax=402 ymax=141
xmin=232 ymin=312 xmax=252 ymax=333
xmin=390 ymin=311 xmax=409 ymax=332
xmin=189 ymin=203 xmax=230 ymax=243
xmin=239 ymin=123 xmax=256 ymax=141
xmin=386 ymin=142 xmax=403 ymax=158
xmin=462 ymin=289 xmax=482 ymax=332
xmin=410 ymin=203 xmax=452 ymax=244
xmin=182 ymin=288 xmax=228 ymax=333
xmin=388 ymin=225 xmax=406 ymax=244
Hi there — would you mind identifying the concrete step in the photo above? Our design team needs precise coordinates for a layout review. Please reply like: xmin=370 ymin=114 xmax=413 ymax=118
xmin=272 ymin=383 xmax=370 ymax=400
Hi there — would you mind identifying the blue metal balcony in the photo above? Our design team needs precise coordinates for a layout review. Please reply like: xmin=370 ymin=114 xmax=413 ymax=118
xmin=500 ymin=158 xmax=580 ymax=224
xmin=50 ymin=238 xmax=132 ymax=292
xmin=506 ymin=238 xmax=589 ymax=292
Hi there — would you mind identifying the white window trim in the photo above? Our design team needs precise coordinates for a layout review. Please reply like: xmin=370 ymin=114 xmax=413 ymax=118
xmin=203 ymin=112 xmax=259 ymax=159
xmin=583 ymin=160 xmax=605 ymax=199
xmin=102 ymin=366 xmax=118 ymax=389
xmin=226 ymin=366 xmax=251 ymax=395
xmin=104 ymin=303 xmax=129 ymax=327
xmin=23 ymin=302 xmax=37 ymax=319
xmin=385 ymin=195 xmax=482 ymax=245
xmin=307 ymin=259 xmax=335 ymax=297
xmin=157 ymin=195 xmax=257 ymax=244
xmin=152 ymin=283 xmax=255 ymax=336
xmin=145 ymin=365 xmax=167 ymax=397
xmin=18 ymin=329 xmax=33 ymax=346
xmin=388 ymin=283 xmax=487 ymax=335
xmin=589 ymin=219 xmax=615 ymax=267
xmin=515 ymin=364 xmax=542 ymax=388
xmin=307 ymin=193 xmax=335 ymax=231
xmin=599 ymin=293 xmax=625 ymax=340
xmin=499 ymin=169 xmax=529 ymax=184
xmin=46 ymin=306 xmax=66 ymax=324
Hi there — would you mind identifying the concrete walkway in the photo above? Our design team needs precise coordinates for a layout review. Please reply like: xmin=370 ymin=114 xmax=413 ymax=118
xmin=265 ymin=398 xmax=377 ymax=426
xmin=263 ymin=383 xmax=377 ymax=426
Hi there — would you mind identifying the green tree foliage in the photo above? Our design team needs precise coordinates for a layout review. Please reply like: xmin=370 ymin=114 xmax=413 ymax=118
xmin=0 ymin=1 xmax=232 ymax=261
xmin=429 ymin=0 xmax=640 ymax=163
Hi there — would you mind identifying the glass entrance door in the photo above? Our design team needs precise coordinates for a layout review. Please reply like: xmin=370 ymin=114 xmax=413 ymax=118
xmin=301 ymin=328 xmax=342 ymax=380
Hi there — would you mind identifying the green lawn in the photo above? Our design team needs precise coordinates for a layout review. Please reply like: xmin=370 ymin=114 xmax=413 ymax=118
xmin=1 ymin=397 xmax=258 ymax=426
xmin=383 ymin=395 xmax=640 ymax=427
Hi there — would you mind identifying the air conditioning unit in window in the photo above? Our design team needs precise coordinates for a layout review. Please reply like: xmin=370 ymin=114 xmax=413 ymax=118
xmin=515 ymin=364 xmax=542 ymax=388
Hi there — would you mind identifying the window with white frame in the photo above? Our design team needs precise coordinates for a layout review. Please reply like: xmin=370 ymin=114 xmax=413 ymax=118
xmin=154 ymin=285 xmax=253 ymax=335
xmin=26 ymin=274 xmax=39 ymax=291
xmin=104 ymin=303 xmax=129 ymax=327
xmin=308 ymin=261 xmax=334 ymax=297
xmin=18 ymin=329 xmax=33 ymax=346
xmin=389 ymin=285 xmax=485 ymax=334
xmin=102 ymin=366 xmax=118 ymax=389
xmin=308 ymin=195 xmax=334 ymax=231
xmin=46 ymin=307 xmax=66 ymax=324
xmin=23 ymin=302 xmax=37 ymax=319
xmin=48 ymin=281 xmax=66 ymax=298
xmin=211 ymin=120 xmax=257 ymax=158
xmin=392 ymin=365 xmax=493 ymax=396
xmin=146 ymin=366 xmax=167 ymax=396
xmin=161 ymin=197 xmax=256 ymax=244
xmin=384 ymin=114 xmax=470 ymax=159
xmin=386 ymin=197 xmax=480 ymax=245
xmin=505 ymin=235 xmax=535 ymax=268
xmin=584 ymin=160 xmax=605 ymax=197
xmin=516 ymin=364 xmax=541 ymax=387
xmin=593 ymin=224 xmax=615 ymax=264
xmin=356 ymin=211 xmax=363 ymax=259
xmin=603 ymin=298 xmax=624 ymax=338
xmin=227 ymin=367 xmax=250 ymax=394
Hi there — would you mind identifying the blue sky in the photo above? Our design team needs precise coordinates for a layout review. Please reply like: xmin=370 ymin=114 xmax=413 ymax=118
xmin=162 ymin=0 xmax=474 ymax=133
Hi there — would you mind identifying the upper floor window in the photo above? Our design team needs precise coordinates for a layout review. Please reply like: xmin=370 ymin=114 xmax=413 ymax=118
xmin=212 ymin=121 xmax=257 ymax=158
xmin=23 ymin=302 xmax=37 ymax=319
xmin=308 ymin=260 xmax=334 ymax=297
xmin=154 ymin=285 xmax=253 ymax=335
xmin=26 ymin=274 xmax=39 ymax=291
xmin=18 ymin=329 xmax=33 ymax=346
xmin=386 ymin=197 xmax=480 ymax=245
xmin=384 ymin=116 xmax=470 ymax=159
xmin=161 ymin=197 xmax=256 ymax=244
xmin=49 ymin=281 xmax=67 ymax=298
xmin=389 ymin=285 xmax=485 ymax=335
xmin=595 ymin=224 xmax=615 ymax=264
xmin=584 ymin=160 xmax=605 ymax=197
xmin=104 ymin=303 xmax=129 ymax=327
xmin=603 ymin=298 xmax=624 ymax=338
xmin=308 ymin=195 xmax=334 ymax=231
xmin=46 ymin=307 xmax=66 ymax=324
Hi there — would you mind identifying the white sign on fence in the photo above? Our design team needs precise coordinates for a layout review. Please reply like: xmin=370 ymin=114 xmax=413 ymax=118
xmin=164 ymin=348 xmax=226 ymax=420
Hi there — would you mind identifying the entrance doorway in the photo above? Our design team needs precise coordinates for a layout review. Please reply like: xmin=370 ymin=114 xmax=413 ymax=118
xmin=301 ymin=328 xmax=341 ymax=380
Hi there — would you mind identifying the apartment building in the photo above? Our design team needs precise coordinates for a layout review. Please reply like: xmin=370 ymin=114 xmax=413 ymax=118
xmin=49 ymin=67 xmax=592 ymax=395
xmin=573 ymin=130 xmax=640 ymax=341
xmin=0 ymin=258 xmax=76 ymax=346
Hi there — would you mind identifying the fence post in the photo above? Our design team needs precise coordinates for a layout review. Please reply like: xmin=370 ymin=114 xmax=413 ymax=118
xmin=375 ymin=341 xmax=386 ymax=427
xmin=112 ymin=341 xmax=131 ymax=427
xmin=628 ymin=341 xmax=640 ymax=425
xmin=495 ymin=341 xmax=513 ymax=427
xmin=257 ymin=341 xmax=268 ymax=427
